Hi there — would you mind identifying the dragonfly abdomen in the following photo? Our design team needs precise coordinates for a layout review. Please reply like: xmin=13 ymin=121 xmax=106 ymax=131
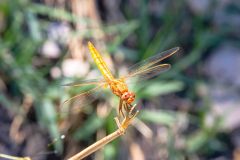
xmin=88 ymin=42 xmax=114 ymax=81
xmin=95 ymin=59 xmax=114 ymax=81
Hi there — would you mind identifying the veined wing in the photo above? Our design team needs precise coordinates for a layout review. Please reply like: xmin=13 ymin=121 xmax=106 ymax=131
xmin=62 ymin=84 xmax=104 ymax=106
xmin=62 ymin=79 xmax=107 ymax=111
xmin=124 ymin=64 xmax=171 ymax=81
xmin=63 ymin=78 xmax=106 ymax=87
xmin=123 ymin=47 xmax=179 ymax=81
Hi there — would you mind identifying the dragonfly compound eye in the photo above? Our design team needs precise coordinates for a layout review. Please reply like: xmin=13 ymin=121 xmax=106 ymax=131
xmin=125 ymin=92 xmax=135 ymax=104
xmin=122 ymin=92 xmax=129 ymax=100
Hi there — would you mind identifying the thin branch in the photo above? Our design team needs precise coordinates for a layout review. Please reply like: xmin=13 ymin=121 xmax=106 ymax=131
xmin=68 ymin=128 xmax=123 ymax=160
xmin=68 ymin=107 xmax=139 ymax=160
xmin=0 ymin=154 xmax=31 ymax=160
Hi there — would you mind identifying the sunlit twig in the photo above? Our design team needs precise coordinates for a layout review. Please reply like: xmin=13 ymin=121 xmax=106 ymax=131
xmin=68 ymin=105 xmax=139 ymax=160
xmin=0 ymin=154 xmax=31 ymax=160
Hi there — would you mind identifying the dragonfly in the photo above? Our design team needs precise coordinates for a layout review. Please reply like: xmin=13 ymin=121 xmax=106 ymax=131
xmin=63 ymin=41 xmax=179 ymax=117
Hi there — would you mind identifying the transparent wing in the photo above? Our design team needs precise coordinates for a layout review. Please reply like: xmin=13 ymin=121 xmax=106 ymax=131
xmin=62 ymin=85 xmax=103 ymax=105
xmin=123 ymin=47 xmax=179 ymax=81
xmin=62 ymin=78 xmax=106 ymax=87
xmin=125 ymin=64 xmax=171 ymax=82
xmin=61 ymin=80 xmax=107 ymax=112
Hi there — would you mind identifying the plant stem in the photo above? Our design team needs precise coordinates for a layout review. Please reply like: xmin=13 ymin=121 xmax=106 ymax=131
xmin=0 ymin=154 xmax=31 ymax=160
xmin=68 ymin=128 xmax=124 ymax=160
xmin=68 ymin=110 xmax=138 ymax=160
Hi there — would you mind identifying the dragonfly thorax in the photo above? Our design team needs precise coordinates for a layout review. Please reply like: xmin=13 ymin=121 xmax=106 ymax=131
xmin=109 ymin=79 xmax=135 ymax=104
xmin=110 ymin=80 xmax=127 ymax=96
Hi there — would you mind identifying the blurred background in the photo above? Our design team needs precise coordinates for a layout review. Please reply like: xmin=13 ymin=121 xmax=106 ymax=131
xmin=0 ymin=0 xmax=240 ymax=159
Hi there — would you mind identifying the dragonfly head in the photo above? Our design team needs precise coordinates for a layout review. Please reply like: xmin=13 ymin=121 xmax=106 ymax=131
xmin=122 ymin=91 xmax=135 ymax=104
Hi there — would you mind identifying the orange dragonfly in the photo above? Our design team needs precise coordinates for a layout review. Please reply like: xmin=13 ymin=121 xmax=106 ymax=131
xmin=63 ymin=42 xmax=179 ymax=116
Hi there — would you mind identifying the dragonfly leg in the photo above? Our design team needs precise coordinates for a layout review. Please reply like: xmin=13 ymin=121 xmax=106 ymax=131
xmin=128 ymin=104 xmax=139 ymax=118
xmin=114 ymin=103 xmax=139 ymax=133
xmin=118 ymin=99 xmax=125 ymax=118
xmin=119 ymin=104 xmax=139 ymax=130
xmin=123 ymin=103 xmax=129 ymax=112
xmin=114 ymin=117 xmax=125 ymax=134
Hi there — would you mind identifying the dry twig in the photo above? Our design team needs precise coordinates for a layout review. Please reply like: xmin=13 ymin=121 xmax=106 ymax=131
xmin=0 ymin=154 xmax=31 ymax=160
xmin=68 ymin=105 xmax=139 ymax=160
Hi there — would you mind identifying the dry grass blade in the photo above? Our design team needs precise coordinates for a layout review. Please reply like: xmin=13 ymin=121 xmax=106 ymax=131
xmin=68 ymin=128 xmax=123 ymax=160
xmin=68 ymin=105 xmax=139 ymax=160
xmin=0 ymin=154 xmax=31 ymax=160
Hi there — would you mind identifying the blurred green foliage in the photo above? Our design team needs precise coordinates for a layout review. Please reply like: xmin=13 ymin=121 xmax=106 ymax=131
xmin=0 ymin=0 xmax=239 ymax=159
